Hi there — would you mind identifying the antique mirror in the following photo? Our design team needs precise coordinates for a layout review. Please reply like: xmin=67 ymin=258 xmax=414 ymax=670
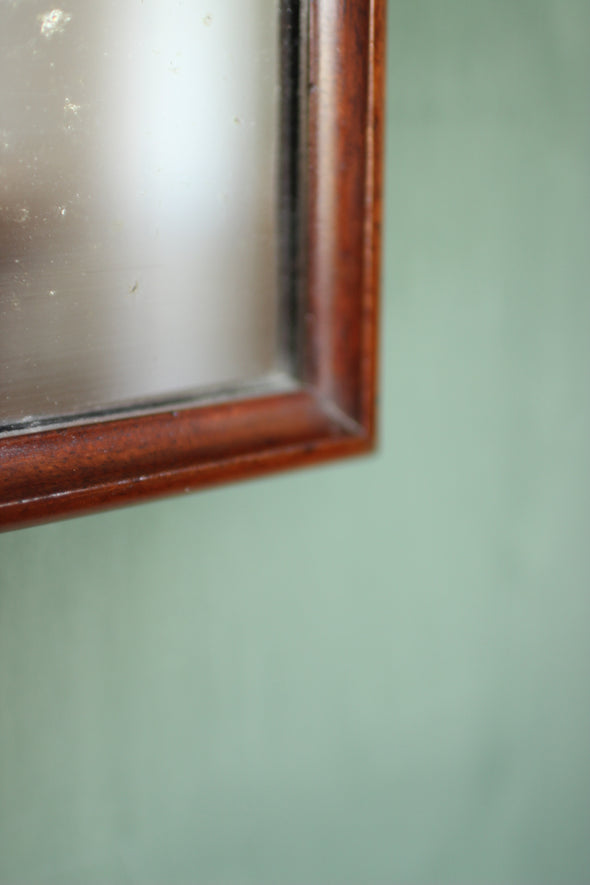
xmin=0 ymin=0 xmax=385 ymax=528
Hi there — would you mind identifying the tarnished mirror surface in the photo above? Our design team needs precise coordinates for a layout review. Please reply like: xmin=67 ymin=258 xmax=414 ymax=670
xmin=0 ymin=0 xmax=282 ymax=431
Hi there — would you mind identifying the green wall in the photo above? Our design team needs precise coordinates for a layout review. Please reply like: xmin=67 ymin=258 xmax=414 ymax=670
xmin=1 ymin=1 xmax=589 ymax=882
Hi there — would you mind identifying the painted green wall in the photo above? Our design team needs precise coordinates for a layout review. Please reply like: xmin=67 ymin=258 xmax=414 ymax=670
xmin=1 ymin=1 xmax=589 ymax=882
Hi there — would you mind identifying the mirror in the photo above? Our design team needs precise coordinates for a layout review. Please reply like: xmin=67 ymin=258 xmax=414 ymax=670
xmin=0 ymin=0 xmax=284 ymax=431
xmin=0 ymin=0 xmax=385 ymax=530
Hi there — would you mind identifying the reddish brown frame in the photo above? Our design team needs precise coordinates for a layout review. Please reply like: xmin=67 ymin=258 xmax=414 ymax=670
xmin=0 ymin=0 xmax=385 ymax=530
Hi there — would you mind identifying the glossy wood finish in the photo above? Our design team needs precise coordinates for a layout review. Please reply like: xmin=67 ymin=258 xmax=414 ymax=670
xmin=0 ymin=0 xmax=386 ymax=529
xmin=305 ymin=0 xmax=384 ymax=432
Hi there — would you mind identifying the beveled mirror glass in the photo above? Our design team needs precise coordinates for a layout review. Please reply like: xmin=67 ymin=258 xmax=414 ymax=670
xmin=1 ymin=0 xmax=286 ymax=431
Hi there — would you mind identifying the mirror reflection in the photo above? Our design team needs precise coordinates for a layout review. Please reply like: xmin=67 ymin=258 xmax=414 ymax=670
xmin=0 ymin=0 xmax=282 ymax=430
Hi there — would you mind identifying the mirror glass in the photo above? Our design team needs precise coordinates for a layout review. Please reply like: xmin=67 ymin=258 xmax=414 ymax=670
xmin=0 ymin=0 xmax=284 ymax=431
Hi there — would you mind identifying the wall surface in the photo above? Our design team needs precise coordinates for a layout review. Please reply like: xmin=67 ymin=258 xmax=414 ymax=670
xmin=1 ymin=1 xmax=589 ymax=882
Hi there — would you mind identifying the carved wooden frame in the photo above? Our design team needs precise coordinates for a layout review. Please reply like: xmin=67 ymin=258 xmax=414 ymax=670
xmin=0 ymin=0 xmax=386 ymax=529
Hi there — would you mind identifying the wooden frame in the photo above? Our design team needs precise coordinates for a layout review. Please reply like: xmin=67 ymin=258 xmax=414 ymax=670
xmin=0 ymin=0 xmax=385 ymax=530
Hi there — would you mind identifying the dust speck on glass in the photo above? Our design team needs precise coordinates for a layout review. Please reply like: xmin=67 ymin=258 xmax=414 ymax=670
xmin=0 ymin=0 xmax=295 ymax=434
